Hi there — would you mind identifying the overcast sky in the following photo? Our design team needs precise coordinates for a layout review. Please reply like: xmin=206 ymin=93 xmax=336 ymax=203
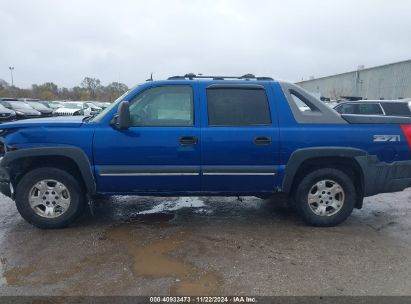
xmin=1 ymin=0 xmax=410 ymax=88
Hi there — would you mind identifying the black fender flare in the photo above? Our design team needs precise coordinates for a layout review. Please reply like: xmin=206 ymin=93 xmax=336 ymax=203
xmin=1 ymin=146 xmax=96 ymax=194
xmin=282 ymin=147 xmax=367 ymax=194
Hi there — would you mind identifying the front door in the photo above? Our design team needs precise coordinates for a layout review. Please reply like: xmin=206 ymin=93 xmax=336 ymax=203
xmin=199 ymin=83 xmax=280 ymax=194
xmin=93 ymin=84 xmax=201 ymax=193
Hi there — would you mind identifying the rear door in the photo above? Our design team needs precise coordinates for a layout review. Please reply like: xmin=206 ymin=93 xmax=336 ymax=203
xmin=199 ymin=83 xmax=280 ymax=193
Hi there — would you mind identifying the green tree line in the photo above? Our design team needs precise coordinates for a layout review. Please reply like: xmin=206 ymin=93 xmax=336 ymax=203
xmin=0 ymin=77 xmax=128 ymax=102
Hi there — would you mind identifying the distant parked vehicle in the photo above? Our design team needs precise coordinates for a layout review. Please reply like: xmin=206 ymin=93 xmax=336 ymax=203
xmin=93 ymin=101 xmax=111 ymax=109
xmin=18 ymin=98 xmax=40 ymax=102
xmin=84 ymin=102 xmax=103 ymax=114
xmin=0 ymin=100 xmax=41 ymax=119
xmin=55 ymin=101 xmax=102 ymax=116
xmin=0 ymin=103 xmax=16 ymax=123
xmin=54 ymin=102 xmax=85 ymax=116
xmin=334 ymin=100 xmax=411 ymax=117
xmin=24 ymin=101 xmax=54 ymax=117
xmin=39 ymin=100 xmax=64 ymax=110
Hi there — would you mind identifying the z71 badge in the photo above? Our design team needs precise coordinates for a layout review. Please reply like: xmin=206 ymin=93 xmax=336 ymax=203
xmin=373 ymin=135 xmax=401 ymax=142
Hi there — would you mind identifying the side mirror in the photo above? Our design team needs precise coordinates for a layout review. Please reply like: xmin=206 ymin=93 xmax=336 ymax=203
xmin=111 ymin=101 xmax=131 ymax=129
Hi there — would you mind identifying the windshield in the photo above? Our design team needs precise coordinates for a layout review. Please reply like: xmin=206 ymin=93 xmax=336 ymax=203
xmin=8 ymin=101 xmax=34 ymax=109
xmin=0 ymin=104 xmax=7 ymax=110
xmin=63 ymin=103 xmax=83 ymax=109
xmin=90 ymin=87 xmax=136 ymax=122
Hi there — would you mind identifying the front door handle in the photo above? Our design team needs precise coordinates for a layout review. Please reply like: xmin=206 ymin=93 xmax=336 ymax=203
xmin=179 ymin=136 xmax=198 ymax=146
xmin=254 ymin=136 xmax=272 ymax=145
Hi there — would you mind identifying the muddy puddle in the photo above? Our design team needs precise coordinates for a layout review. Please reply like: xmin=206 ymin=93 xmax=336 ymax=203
xmin=3 ymin=265 xmax=35 ymax=286
xmin=1 ymin=250 xmax=114 ymax=289
xmin=107 ymin=224 xmax=222 ymax=295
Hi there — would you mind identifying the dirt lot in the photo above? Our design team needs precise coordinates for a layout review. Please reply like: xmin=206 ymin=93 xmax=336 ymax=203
xmin=0 ymin=189 xmax=411 ymax=296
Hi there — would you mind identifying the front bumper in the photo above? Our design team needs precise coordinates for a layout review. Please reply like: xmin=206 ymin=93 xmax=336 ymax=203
xmin=357 ymin=155 xmax=411 ymax=197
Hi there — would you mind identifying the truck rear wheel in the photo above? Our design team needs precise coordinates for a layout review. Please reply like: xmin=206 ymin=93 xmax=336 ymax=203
xmin=294 ymin=168 xmax=356 ymax=227
xmin=15 ymin=167 xmax=85 ymax=229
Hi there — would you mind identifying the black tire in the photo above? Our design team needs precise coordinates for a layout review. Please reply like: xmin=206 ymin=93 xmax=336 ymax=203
xmin=294 ymin=168 xmax=356 ymax=227
xmin=15 ymin=167 xmax=85 ymax=229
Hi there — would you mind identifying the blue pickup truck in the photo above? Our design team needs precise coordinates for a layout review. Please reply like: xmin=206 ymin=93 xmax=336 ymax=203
xmin=1 ymin=74 xmax=411 ymax=229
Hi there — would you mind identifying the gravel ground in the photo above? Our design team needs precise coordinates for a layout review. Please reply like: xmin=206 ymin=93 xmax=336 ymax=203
xmin=0 ymin=190 xmax=410 ymax=296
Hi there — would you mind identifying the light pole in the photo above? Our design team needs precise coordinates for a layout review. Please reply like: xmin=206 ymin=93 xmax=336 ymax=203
xmin=8 ymin=66 xmax=14 ymax=87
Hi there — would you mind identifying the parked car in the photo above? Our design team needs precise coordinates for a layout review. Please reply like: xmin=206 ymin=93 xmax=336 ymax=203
xmin=39 ymin=100 xmax=64 ymax=110
xmin=0 ymin=99 xmax=41 ymax=119
xmin=54 ymin=101 xmax=100 ymax=116
xmin=0 ymin=103 xmax=16 ymax=123
xmin=54 ymin=102 xmax=85 ymax=116
xmin=1 ymin=74 xmax=411 ymax=229
xmin=18 ymin=98 xmax=40 ymax=102
xmin=84 ymin=102 xmax=103 ymax=114
xmin=334 ymin=100 xmax=411 ymax=117
xmin=94 ymin=102 xmax=111 ymax=109
xmin=24 ymin=101 xmax=54 ymax=117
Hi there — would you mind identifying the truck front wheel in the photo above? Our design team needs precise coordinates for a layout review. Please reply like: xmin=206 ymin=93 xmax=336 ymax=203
xmin=294 ymin=168 xmax=356 ymax=227
xmin=15 ymin=167 xmax=85 ymax=229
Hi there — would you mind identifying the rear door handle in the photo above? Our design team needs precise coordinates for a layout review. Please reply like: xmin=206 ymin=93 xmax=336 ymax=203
xmin=179 ymin=136 xmax=198 ymax=145
xmin=253 ymin=136 xmax=272 ymax=145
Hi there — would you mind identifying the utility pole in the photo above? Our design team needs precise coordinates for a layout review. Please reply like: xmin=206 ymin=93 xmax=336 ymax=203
xmin=8 ymin=66 xmax=14 ymax=87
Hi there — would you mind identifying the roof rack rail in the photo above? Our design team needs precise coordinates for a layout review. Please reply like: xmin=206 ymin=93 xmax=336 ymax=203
xmin=167 ymin=76 xmax=186 ymax=80
xmin=167 ymin=74 xmax=273 ymax=81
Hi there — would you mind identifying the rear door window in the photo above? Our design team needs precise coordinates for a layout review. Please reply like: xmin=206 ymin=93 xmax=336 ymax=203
xmin=206 ymin=88 xmax=271 ymax=126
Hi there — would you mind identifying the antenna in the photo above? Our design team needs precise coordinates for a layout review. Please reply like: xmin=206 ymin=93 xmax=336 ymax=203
xmin=146 ymin=72 xmax=153 ymax=82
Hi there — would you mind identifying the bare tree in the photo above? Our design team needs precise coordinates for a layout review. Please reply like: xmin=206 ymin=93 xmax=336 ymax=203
xmin=81 ymin=77 xmax=101 ymax=99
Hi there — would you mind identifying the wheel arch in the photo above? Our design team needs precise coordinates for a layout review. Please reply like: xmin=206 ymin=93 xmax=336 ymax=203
xmin=2 ymin=146 xmax=96 ymax=195
xmin=282 ymin=147 xmax=367 ymax=209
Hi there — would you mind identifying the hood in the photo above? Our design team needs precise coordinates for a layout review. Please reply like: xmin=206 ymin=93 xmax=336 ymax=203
xmin=0 ymin=115 xmax=85 ymax=129
xmin=37 ymin=108 xmax=54 ymax=114
xmin=14 ymin=108 xmax=41 ymax=115
xmin=0 ymin=108 xmax=16 ymax=115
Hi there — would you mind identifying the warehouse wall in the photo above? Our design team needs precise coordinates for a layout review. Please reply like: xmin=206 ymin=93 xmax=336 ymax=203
xmin=296 ymin=60 xmax=411 ymax=100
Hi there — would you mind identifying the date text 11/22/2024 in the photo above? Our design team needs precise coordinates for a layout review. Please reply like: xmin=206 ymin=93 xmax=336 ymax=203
xmin=150 ymin=296 xmax=257 ymax=303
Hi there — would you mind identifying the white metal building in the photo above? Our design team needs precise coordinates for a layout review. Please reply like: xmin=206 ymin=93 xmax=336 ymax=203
xmin=296 ymin=59 xmax=411 ymax=100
